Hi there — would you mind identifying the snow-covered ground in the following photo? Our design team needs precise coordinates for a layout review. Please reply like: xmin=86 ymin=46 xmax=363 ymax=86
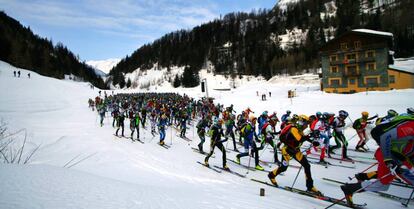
xmin=1 ymin=60 xmax=413 ymax=209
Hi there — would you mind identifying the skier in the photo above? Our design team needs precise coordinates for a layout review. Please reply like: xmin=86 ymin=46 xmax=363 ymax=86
xmin=259 ymin=114 xmax=280 ymax=164
xmin=257 ymin=111 xmax=268 ymax=136
xmin=313 ymin=112 xmax=332 ymax=164
xmin=235 ymin=115 xmax=264 ymax=171
xmin=204 ymin=118 xmax=228 ymax=170
xmin=130 ymin=110 xmax=141 ymax=140
xmin=353 ymin=111 xmax=378 ymax=151
xmin=13 ymin=71 xmax=16 ymax=77
xmin=149 ymin=109 xmax=157 ymax=136
xmin=196 ymin=116 xmax=210 ymax=153
xmin=330 ymin=110 xmax=352 ymax=160
xmin=225 ymin=114 xmax=239 ymax=152
xmin=141 ymin=107 xmax=147 ymax=128
xmin=111 ymin=104 xmax=119 ymax=127
xmin=158 ymin=114 xmax=169 ymax=145
xmin=27 ymin=73 xmax=30 ymax=79
xmin=340 ymin=114 xmax=414 ymax=207
xmin=115 ymin=109 xmax=125 ymax=137
xmin=280 ymin=110 xmax=291 ymax=129
xmin=97 ymin=103 xmax=106 ymax=127
xmin=267 ymin=115 xmax=322 ymax=195
xmin=17 ymin=70 xmax=20 ymax=77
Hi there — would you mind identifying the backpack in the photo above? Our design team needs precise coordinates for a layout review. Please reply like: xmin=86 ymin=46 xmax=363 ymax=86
xmin=279 ymin=124 xmax=293 ymax=145
xmin=261 ymin=123 xmax=270 ymax=135
xmin=352 ymin=119 xmax=360 ymax=129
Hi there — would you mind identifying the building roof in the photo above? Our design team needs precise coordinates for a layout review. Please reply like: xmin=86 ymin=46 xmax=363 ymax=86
xmin=320 ymin=29 xmax=393 ymax=52
xmin=389 ymin=57 xmax=414 ymax=75
xmin=352 ymin=29 xmax=393 ymax=37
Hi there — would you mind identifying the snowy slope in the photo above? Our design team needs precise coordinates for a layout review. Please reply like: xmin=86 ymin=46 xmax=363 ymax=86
xmin=86 ymin=58 xmax=120 ymax=75
xmin=1 ymin=60 xmax=413 ymax=209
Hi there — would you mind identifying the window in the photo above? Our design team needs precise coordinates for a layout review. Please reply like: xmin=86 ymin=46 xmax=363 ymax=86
xmin=366 ymin=77 xmax=379 ymax=87
xmin=345 ymin=65 xmax=358 ymax=76
xmin=341 ymin=43 xmax=348 ymax=50
xmin=389 ymin=75 xmax=395 ymax=83
xmin=330 ymin=66 xmax=338 ymax=73
xmin=330 ymin=79 xmax=341 ymax=87
xmin=366 ymin=62 xmax=376 ymax=70
xmin=349 ymin=78 xmax=356 ymax=85
xmin=330 ymin=55 xmax=338 ymax=62
xmin=366 ymin=50 xmax=375 ymax=58
xmin=346 ymin=53 xmax=357 ymax=60
xmin=354 ymin=41 xmax=361 ymax=49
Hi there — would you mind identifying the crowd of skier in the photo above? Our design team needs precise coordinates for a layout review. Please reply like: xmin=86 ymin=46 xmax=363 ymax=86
xmin=88 ymin=91 xmax=414 ymax=208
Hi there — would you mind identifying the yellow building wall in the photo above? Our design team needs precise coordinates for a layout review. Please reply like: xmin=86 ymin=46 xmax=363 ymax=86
xmin=324 ymin=69 xmax=414 ymax=93
xmin=388 ymin=69 xmax=414 ymax=89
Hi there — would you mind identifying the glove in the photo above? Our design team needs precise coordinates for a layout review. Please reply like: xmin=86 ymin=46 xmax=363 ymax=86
xmin=312 ymin=140 xmax=320 ymax=147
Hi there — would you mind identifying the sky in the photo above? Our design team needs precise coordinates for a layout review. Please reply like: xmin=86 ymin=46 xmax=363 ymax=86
xmin=0 ymin=0 xmax=277 ymax=61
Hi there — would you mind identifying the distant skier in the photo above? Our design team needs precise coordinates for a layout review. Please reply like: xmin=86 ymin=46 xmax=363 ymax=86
xmin=115 ymin=110 xmax=125 ymax=137
xmin=130 ymin=110 xmax=140 ymax=140
xmin=17 ymin=71 xmax=20 ymax=78
xmin=196 ymin=116 xmax=210 ymax=153
xmin=27 ymin=73 xmax=30 ymax=79
xmin=158 ymin=114 xmax=169 ymax=145
xmin=13 ymin=71 xmax=16 ymax=77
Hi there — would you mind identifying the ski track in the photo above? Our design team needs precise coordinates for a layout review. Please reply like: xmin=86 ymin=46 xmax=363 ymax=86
xmin=1 ymin=61 xmax=414 ymax=209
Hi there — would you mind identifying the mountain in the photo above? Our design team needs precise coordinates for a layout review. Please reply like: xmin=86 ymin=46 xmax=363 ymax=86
xmin=0 ymin=11 xmax=107 ymax=89
xmin=108 ymin=0 xmax=413 ymax=89
xmin=86 ymin=58 xmax=120 ymax=75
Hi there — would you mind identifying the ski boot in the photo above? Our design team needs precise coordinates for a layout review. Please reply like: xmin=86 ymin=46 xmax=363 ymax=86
xmin=340 ymin=183 xmax=363 ymax=207
xmin=307 ymin=186 xmax=323 ymax=196
xmin=223 ymin=164 xmax=230 ymax=171
xmin=255 ymin=164 xmax=264 ymax=171
xmin=267 ymin=171 xmax=278 ymax=186
xmin=159 ymin=141 xmax=165 ymax=145
xmin=198 ymin=144 xmax=204 ymax=153
xmin=235 ymin=156 xmax=241 ymax=164
xmin=204 ymin=159 xmax=209 ymax=167
xmin=319 ymin=158 xmax=328 ymax=165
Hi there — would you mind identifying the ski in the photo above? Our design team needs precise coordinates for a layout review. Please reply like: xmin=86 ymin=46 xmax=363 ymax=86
xmin=228 ymin=159 xmax=272 ymax=173
xmin=113 ymin=134 xmax=123 ymax=138
xmin=176 ymin=135 xmax=192 ymax=141
xmin=251 ymin=178 xmax=366 ymax=208
xmin=309 ymin=160 xmax=355 ymax=169
xmin=228 ymin=159 xmax=256 ymax=171
xmin=197 ymin=161 xmax=222 ymax=173
xmin=191 ymin=147 xmax=215 ymax=158
xmin=213 ymin=165 xmax=246 ymax=178
xmin=259 ymin=160 xmax=302 ymax=169
xmin=158 ymin=142 xmax=170 ymax=149
xmin=322 ymin=178 xmax=413 ymax=203
xmin=308 ymin=154 xmax=373 ymax=165
xmin=126 ymin=136 xmax=144 ymax=144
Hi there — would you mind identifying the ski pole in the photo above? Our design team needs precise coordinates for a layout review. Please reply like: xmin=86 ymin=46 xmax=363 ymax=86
xmin=403 ymin=188 xmax=414 ymax=207
xmin=348 ymin=162 xmax=378 ymax=180
xmin=290 ymin=165 xmax=303 ymax=189
xmin=325 ymin=173 xmax=392 ymax=209
xmin=246 ymin=152 xmax=252 ymax=175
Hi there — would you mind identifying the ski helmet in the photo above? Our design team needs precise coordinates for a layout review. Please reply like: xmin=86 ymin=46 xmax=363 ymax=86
xmin=249 ymin=115 xmax=257 ymax=123
xmin=286 ymin=110 xmax=291 ymax=114
xmin=316 ymin=111 xmax=322 ymax=119
xmin=361 ymin=111 xmax=369 ymax=118
xmin=296 ymin=115 xmax=309 ymax=129
xmin=338 ymin=110 xmax=349 ymax=119
xmin=262 ymin=111 xmax=268 ymax=116
xmin=387 ymin=109 xmax=398 ymax=118
xmin=408 ymin=107 xmax=414 ymax=115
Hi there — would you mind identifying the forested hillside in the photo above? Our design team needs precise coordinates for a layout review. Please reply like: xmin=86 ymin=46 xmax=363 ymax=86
xmin=109 ymin=0 xmax=413 ymax=88
xmin=0 ymin=11 xmax=106 ymax=89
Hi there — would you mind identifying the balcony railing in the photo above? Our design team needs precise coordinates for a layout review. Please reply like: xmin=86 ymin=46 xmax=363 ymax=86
xmin=344 ymin=70 xmax=360 ymax=77
xmin=329 ymin=56 xmax=376 ymax=65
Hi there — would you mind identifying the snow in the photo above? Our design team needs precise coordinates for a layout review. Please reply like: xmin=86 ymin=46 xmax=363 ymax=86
xmin=275 ymin=28 xmax=308 ymax=50
xmin=86 ymin=58 xmax=121 ymax=75
xmin=352 ymin=29 xmax=393 ymax=37
xmin=277 ymin=0 xmax=300 ymax=11
xmin=390 ymin=57 xmax=414 ymax=74
xmin=1 ymin=60 xmax=414 ymax=209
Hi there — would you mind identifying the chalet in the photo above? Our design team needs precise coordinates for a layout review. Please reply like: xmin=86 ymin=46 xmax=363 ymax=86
xmin=320 ymin=29 xmax=414 ymax=93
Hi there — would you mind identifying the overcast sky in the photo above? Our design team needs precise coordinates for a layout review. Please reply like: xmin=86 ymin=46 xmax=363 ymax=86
xmin=0 ymin=0 xmax=276 ymax=61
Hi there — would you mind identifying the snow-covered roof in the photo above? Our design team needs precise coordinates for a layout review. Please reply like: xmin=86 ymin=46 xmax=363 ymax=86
xmin=389 ymin=57 xmax=414 ymax=74
xmin=352 ymin=29 xmax=393 ymax=37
